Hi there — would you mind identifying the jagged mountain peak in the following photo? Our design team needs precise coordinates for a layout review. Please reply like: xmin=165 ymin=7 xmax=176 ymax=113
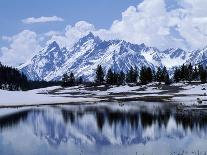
xmin=77 ymin=32 xmax=101 ymax=45
xmin=46 ymin=41 xmax=60 ymax=52
xmin=18 ymin=34 xmax=207 ymax=81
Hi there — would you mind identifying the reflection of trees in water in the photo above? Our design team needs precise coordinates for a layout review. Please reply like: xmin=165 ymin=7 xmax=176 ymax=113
xmin=60 ymin=107 xmax=207 ymax=133
xmin=1 ymin=106 xmax=207 ymax=146
xmin=0 ymin=110 xmax=29 ymax=131
xmin=1 ymin=107 xmax=207 ymax=134
xmin=62 ymin=110 xmax=75 ymax=123
xmin=140 ymin=111 xmax=171 ymax=129
xmin=175 ymin=113 xmax=207 ymax=131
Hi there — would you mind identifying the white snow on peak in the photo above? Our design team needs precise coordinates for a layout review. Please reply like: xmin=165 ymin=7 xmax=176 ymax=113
xmin=18 ymin=33 xmax=207 ymax=81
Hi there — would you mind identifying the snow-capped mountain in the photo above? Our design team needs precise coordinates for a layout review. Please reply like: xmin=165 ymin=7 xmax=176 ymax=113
xmin=18 ymin=32 xmax=204 ymax=81
xmin=186 ymin=46 xmax=207 ymax=66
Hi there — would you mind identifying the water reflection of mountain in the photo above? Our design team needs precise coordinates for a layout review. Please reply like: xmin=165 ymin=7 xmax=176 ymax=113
xmin=0 ymin=105 xmax=207 ymax=147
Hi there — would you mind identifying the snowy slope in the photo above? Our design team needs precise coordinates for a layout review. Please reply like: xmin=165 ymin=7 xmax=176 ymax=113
xmin=18 ymin=32 xmax=207 ymax=81
xmin=186 ymin=46 xmax=207 ymax=66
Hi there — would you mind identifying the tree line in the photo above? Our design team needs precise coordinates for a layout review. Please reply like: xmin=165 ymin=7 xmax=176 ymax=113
xmin=0 ymin=62 xmax=60 ymax=91
xmin=0 ymin=62 xmax=29 ymax=90
xmin=62 ymin=64 xmax=207 ymax=87
xmin=1 ymin=61 xmax=207 ymax=91
xmin=174 ymin=64 xmax=207 ymax=83
xmin=94 ymin=65 xmax=170 ymax=85
xmin=61 ymin=65 xmax=171 ymax=86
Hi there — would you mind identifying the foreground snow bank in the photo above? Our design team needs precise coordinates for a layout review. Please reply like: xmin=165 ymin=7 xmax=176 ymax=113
xmin=172 ymin=83 xmax=207 ymax=106
xmin=1 ymin=83 xmax=207 ymax=107
xmin=0 ymin=86 xmax=100 ymax=107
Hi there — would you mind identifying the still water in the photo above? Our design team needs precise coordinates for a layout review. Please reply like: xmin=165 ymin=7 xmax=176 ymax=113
xmin=0 ymin=102 xmax=207 ymax=155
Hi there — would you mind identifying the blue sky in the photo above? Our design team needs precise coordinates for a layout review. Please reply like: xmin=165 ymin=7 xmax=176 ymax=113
xmin=0 ymin=0 xmax=142 ymax=36
xmin=0 ymin=0 xmax=207 ymax=66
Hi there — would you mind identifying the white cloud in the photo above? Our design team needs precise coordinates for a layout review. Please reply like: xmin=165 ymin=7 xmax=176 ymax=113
xmin=44 ymin=31 xmax=61 ymax=37
xmin=94 ymin=0 xmax=207 ymax=50
xmin=22 ymin=16 xmax=64 ymax=24
xmin=48 ymin=21 xmax=95 ymax=48
xmin=94 ymin=0 xmax=186 ymax=50
xmin=174 ymin=0 xmax=207 ymax=49
xmin=1 ymin=0 xmax=207 ymax=66
xmin=0 ymin=30 xmax=42 ymax=66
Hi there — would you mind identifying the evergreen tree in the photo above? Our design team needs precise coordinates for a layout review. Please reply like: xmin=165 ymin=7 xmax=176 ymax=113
xmin=192 ymin=66 xmax=199 ymax=80
xmin=0 ymin=63 xmax=29 ymax=90
xmin=62 ymin=73 xmax=69 ymax=87
xmin=139 ymin=66 xmax=153 ymax=84
xmin=117 ymin=71 xmax=125 ymax=85
xmin=95 ymin=65 xmax=105 ymax=85
xmin=156 ymin=67 xmax=163 ymax=82
xmin=173 ymin=64 xmax=207 ymax=83
xmin=106 ymin=68 xmax=114 ymax=85
xmin=68 ymin=72 xmax=75 ymax=86
xmin=132 ymin=66 xmax=138 ymax=83
xmin=62 ymin=72 xmax=76 ymax=87
xmin=146 ymin=67 xmax=153 ymax=83
xmin=155 ymin=66 xmax=170 ymax=84
xmin=162 ymin=66 xmax=169 ymax=83
xmin=173 ymin=68 xmax=180 ymax=82
xmin=126 ymin=66 xmax=138 ymax=83
xmin=199 ymin=65 xmax=207 ymax=83
xmin=78 ymin=77 xmax=83 ymax=85
xmin=113 ymin=72 xmax=118 ymax=85
xmin=187 ymin=63 xmax=193 ymax=82
xmin=126 ymin=66 xmax=134 ymax=83
xmin=152 ymin=70 xmax=156 ymax=81
xmin=139 ymin=66 xmax=146 ymax=84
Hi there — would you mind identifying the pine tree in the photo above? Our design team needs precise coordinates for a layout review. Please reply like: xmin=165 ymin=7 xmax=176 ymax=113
xmin=0 ymin=63 xmax=29 ymax=90
xmin=78 ymin=77 xmax=83 ymax=85
xmin=139 ymin=66 xmax=147 ymax=84
xmin=126 ymin=66 xmax=138 ymax=83
xmin=132 ymin=66 xmax=138 ymax=83
xmin=187 ymin=63 xmax=193 ymax=82
xmin=117 ymin=71 xmax=125 ymax=85
xmin=68 ymin=72 xmax=75 ymax=86
xmin=106 ymin=68 xmax=114 ymax=85
xmin=156 ymin=67 xmax=163 ymax=82
xmin=139 ymin=66 xmax=153 ymax=84
xmin=95 ymin=65 xmax=105 ymax=85
xmin=62 ymin=73 xmax=69 ymax=87
xmin=199 ymin=65 xmax=207 ymax=83
xmin=146 ymin=67 xmax=153 ymax=83
xmin=62 ymin=72 xmax=76 ymax=87
xmin=152 ymin=70 xmax=156 ymax=81
xmin=126 ymin=66 xmax=134 ymax=83
xmin=174 ymin=68 xmax=180 ymax=82
xmin=192 ymin=66 xmax=199 ymax=81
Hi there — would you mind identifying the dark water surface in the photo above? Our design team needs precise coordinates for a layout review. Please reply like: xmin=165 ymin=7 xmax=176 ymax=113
xmin=0 ymin=102 xmax=207 ymax=155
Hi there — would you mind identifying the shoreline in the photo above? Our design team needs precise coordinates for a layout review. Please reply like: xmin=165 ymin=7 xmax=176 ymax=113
xmin=0 ymin=82 xmax=207 ymax=109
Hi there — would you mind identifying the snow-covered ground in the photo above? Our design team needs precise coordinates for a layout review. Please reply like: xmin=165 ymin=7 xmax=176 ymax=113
xmin=172 ymin=83 xmax=207 ymax=106
xmin=0 ymin=86 xmax=101 ymax=107
xmin=0 ymin=83 xmax=207 ymax=107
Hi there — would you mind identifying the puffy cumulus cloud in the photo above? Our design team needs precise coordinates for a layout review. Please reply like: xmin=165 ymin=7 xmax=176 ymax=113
xmin=44 ymin=31 xmax=61 ymax=37
xmin=107 ymin=0 xmax=180 ymax=49
xmin=180 ymin=0 xmax=207 ymax=17
xmin=48 ymin=21 xmax=95 ymax=48
xmin=22 ymin=16 xmax=64 ymax=24
xmin=0 ymin=30 xmax=42 ymax=66
xmin=1 ymin=0 xmax=207 ymax=67
xmin=95 ymin=0 xmax=207 ymax=50
xmin=173 ymin=0 xmax=207 ymax=49
xmin=96 ymin=0 xmax=186 ymax=49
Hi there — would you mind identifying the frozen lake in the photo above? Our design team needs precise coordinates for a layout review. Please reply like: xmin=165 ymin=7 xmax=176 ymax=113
xmin=0 ymin=102 xmax=207 ymax=155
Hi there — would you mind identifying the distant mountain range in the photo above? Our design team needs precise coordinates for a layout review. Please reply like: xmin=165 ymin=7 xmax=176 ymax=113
xmin=18 ymin=32 xmax=207 ymax=81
